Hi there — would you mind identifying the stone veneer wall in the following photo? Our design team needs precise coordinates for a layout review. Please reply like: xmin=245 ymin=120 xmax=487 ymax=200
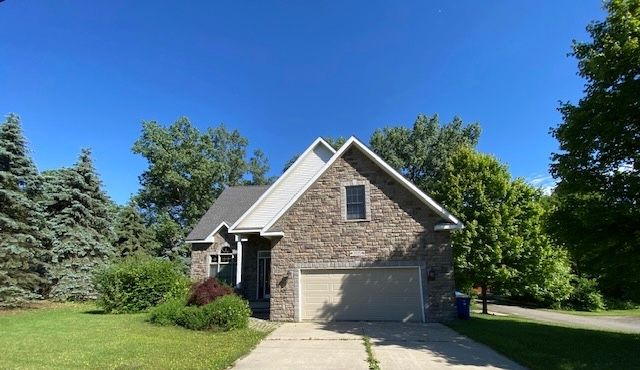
xmin=269 ymin=147 xmax=456 ymax=322
xmin=190 ymin=228 xmax=235 ymax=281
xmin=190 ymin=228 xmax=272 ymax=302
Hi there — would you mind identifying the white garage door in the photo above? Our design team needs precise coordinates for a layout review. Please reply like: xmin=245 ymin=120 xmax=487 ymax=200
xmin=300 ymin=268 xmax=424 ymax=322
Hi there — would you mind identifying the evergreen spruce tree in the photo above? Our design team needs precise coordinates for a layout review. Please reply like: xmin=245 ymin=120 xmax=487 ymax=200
xmin=112 ymin=202 xmax=158 ymax=257
xmin=0 ymin=114 xmax=48 ymax=307
xmin=43 ymin=149 xmax=115 ymax=300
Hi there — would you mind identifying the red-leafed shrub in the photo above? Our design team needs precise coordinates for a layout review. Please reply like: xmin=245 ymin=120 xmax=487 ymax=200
xmin=188 ymin=277 xmax=234 ymax=306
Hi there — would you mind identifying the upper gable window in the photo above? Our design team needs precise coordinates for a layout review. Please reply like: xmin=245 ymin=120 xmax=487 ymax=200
xmin=345 ymin=185 xmax=366 ymax=220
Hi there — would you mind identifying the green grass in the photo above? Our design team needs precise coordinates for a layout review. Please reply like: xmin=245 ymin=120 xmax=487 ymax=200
xmin=546 ymin=308 xmax=640 ymax=317
xmin=0 ymin=303 xmax=267 ymax=369
xmin=446 ymin=314 xmax=640 ymax=370
xmin=362 ymin=336 xmax=380 ymax=370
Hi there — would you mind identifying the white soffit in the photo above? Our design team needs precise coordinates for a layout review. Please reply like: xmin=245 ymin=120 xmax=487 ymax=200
xmin=229 ymin=137 xmax=336 ymax=232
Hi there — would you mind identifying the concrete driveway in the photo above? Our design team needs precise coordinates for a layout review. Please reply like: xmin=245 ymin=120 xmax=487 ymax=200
xmin=233 ymin=322 xmax=525 ymax=370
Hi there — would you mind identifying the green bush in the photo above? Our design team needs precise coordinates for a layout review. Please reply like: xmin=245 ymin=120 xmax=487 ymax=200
xmin=175 ymin=305 xmax=211 ymax=330
xmin=205 ymin=294 xmax=251 ymax=331
xmin=567 ymin=277 xmax=606 ymax=311
xmin=94 ymin=255 xmax=191 ymax=313
xmin=148 ymin=298 xmax=185 ymax=326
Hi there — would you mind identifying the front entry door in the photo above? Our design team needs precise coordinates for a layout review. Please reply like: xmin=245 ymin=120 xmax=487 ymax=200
xmin=257 ymin=251 xmax=271 ymax=300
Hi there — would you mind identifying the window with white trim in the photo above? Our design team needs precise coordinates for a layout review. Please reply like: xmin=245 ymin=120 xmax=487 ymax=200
xmin=345 ymin=185 xmax=366 ymax=220
xmin=209 ymin=245 xmax=236 ymax=285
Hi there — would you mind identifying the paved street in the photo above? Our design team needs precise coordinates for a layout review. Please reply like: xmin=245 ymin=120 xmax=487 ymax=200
xmin=488 ymin=304 xmax=640 ymax=333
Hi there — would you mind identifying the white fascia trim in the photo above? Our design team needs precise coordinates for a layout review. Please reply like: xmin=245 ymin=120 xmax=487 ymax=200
xmin=185 ymin=221 xmax=229 ymax=244
xmin=434 ymin=223 xmax=464 ymax=231
xmin=261 ymin=136 xmax=463 ymax=233
xmin=228 ymin=137 xmax=336 ymax=233
xmin=260 ymin=230 xmax=284 ymax=237
xmin=228 ymin=228 xmax=262 ymax=234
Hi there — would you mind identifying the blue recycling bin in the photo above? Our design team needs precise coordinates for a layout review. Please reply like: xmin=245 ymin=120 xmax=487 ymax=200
xmin=456 ymin=295 xmax=471 ymax=320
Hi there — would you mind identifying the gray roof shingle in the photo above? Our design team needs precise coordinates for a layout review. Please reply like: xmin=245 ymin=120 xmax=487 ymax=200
xmin=186 ymin=185 xmax=270 ymax=241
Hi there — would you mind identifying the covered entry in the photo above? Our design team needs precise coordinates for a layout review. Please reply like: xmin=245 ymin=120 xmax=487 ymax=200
xmin=299 ymin=267 xmax=424 ymax=322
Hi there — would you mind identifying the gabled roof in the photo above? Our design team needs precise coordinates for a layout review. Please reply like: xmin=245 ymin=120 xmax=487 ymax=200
xmin=261 ymin=136 xmax=463 ymax=234
xmin=228 ymin=137 xmax=335 ymax=233
xmin=186 ymin=185 xmax=270 ymax=242
xmin=188 ymin=136 xmax=463 ymax=241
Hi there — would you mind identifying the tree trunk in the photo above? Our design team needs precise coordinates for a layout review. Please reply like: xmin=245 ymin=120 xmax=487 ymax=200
xmin=481 ymin=284 xmax=488 ymax=314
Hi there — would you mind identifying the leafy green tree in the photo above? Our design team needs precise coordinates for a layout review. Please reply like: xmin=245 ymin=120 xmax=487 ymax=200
xmin=370 ymin=114 xmax=480 ymax=197
xmin=0 ymin=114 xmax=48 ymax=307
xmin=440 ymin=149 xmax=574 ymax=311
xmin=550 ymin=0 xmax=640 ymax=301
xmin=132 ymin=117 xmax=269 ymax=259
xmin=112 ymin=202 xmax=159 ymax=257
xmin=246 ymin=149 xmax=275 ymax=185
xmin=42 ymin=149 xmax=115 ymax=300
xmin=437 ymin=147 xmax=514 ymax=313
xmin=494 ymin=180 xmax=573 ymax=306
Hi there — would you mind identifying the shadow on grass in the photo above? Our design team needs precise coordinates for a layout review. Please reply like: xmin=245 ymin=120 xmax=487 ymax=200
xmin=446 ymin=314 xmax=640 ymax=370
xmin=82 ymin=309 xmax=107 ymax=315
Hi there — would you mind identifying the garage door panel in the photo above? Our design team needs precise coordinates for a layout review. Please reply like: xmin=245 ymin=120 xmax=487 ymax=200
xmin=300 ymin=268 xmax=423 ymax=322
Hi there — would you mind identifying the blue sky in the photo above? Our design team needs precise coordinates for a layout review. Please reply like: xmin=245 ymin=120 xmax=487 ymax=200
xmin=1 ymin=1 xmax=604 ymax=204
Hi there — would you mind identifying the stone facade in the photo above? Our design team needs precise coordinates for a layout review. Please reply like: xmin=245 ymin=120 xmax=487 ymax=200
xmin=268 ymin=147 xmax=456 ymax=322
xmin=190 ymin=228 xmax=272 ymax=302
xmin=189 ymin=229 xmax=235 ymax=281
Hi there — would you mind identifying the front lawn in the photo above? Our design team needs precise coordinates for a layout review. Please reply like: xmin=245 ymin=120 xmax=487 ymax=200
xmin=446 ymin=314 xmax=640 ymax=370
xmin=0 ymin=303 xmax=267 ymax=369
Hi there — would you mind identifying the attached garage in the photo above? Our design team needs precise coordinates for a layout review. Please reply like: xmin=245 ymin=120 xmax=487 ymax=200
xmin=299 ymin=267 xmax=424 ymax=322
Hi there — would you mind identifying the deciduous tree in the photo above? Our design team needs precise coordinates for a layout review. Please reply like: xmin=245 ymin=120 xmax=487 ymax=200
xmin=132 ymin=117 xmax=270 ymax=259
xmin=437 ymin=147 xmax=513 ymax=313
xmin=370 ymin=114 xmax=480 ymax=197
xmin=550 ymin=0 xmax=640 ymax=301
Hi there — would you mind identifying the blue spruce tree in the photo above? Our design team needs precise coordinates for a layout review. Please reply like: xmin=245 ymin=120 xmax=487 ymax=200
xmin=43 ymin=149 xmax=114 ymax=300
xmin=0 ymin=114 xmax=48 ymax=307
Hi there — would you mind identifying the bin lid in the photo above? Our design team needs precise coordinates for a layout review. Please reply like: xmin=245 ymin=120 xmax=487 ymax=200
xmin=455 ymin=291 xmax=470 ymax=298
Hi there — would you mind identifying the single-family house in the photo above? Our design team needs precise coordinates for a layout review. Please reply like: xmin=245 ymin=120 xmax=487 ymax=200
xmin=186 ymin=136 xmax=462 ymax=322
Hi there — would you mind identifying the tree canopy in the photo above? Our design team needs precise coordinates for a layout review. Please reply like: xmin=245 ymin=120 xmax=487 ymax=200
xmin=370 ymin=114 xmax=481 ymax=197
xmin=436 ymin=148 xmax=573 ymax=312
xmin=132 ymin=117 xmax=271 ymax=260
xmin=436 ymin=147 xmax=514 ymax=313
xmin=550 ymin=0 xmax=640 ymax=301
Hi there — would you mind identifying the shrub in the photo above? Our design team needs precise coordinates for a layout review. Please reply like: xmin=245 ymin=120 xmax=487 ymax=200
xmin=188 ymin=277 xmax=234 ymax=306
xmin=567 ymin=277 xmax=606 ymax=311
xmin=148 ymin=298 xmax=185 ymax=326
xmin=205 ymin=294 xmax=251 ymax=331
xmin=175 ymin=305 xmax=211 ymax=330
xmin=94 ymin=255 xmax=191 ymax=313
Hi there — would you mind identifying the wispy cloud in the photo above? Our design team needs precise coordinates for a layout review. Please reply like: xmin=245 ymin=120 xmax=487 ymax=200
xmin=526 ymin=174 xmax=557 ymax=195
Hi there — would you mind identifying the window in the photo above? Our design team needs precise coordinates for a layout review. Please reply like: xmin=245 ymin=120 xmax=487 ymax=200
xmin=345 ymin=185 xmax=366 ymax=220
xmin=209 ymin=246 xmax=236 ymax=285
